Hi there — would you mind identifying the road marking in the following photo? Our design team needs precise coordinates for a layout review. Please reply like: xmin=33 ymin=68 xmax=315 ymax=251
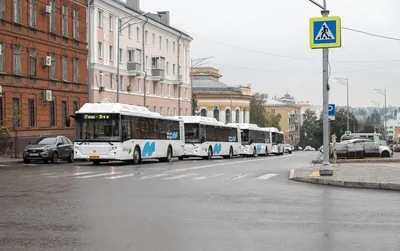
xmin=309 ymin=172 xmax=320 ymax=177
xmin=40 ymin=172 xmax=58 ymax=176
xmin=170 ymin=154 xmax=292 ymax=173
xmin=163 ymin=173 xmax=198 ymax=180
xmin=0 ymin=165 xmax=9 ymax=167
xmin=48 ymin=172 xmax=95 ymax=178
xmin=138 ymin=173 xmax=170 ymax=180
xmin=193 ymin=173 xmax=224 ymax=180
xmin=229 ymin=173 xmax=250 ymax=180
xmin=77 ymin=172 xmax=122 ymax=179
xmin=256 ymin=173 xmax=277 ymax=180
xmin=105 ymin=173 xmax=143 ymax=180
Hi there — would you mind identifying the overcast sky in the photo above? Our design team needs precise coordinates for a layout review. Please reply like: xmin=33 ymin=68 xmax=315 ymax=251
xmin=140 ymin=0 xmax=400 ymax=107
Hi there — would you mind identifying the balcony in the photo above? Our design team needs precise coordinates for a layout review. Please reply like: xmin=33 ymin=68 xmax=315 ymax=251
xmin=151 ymin=56 xmax=165 ymax=80
xmin=127 ymin=62 xmax=142 ymax=76
xmin=171 ymin=74 xmax=183 ymax=84
xmin=152 ymin=69 xmax=165 ymax=80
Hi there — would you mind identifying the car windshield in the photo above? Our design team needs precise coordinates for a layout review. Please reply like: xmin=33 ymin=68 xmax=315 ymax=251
xmin=32 ymin=137 xmax=57 ymax=145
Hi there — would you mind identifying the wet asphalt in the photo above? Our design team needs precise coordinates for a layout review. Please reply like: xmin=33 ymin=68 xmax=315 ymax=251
xmin=1 ymin=152 xmax=399 ymax=251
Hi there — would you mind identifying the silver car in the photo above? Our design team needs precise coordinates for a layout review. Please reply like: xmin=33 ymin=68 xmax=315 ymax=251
xmin=333 ymin=139 xmax=392 ymax=158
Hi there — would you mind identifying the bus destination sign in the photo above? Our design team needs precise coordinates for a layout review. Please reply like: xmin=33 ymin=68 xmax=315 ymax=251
xmin=83 ymin=114 xmax=111 ymax=120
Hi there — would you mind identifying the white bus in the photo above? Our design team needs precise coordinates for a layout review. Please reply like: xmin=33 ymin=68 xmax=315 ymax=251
xmin=228 ymin=123 xmax=272 ymax=157
xmin=73 ymin=103 xmax=185 ymax=164
xmin=177 ymin=116 xmax=241 ymax=160
xmin=265 ymin=127 xmax=285 ymax=155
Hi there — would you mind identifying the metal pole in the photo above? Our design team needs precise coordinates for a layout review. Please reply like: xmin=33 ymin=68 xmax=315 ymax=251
xmin=87 ymin=1 xmax=93 ymax=103
xmin=230 ymin=88 xmax=233 ymax=123
xmin=384 ymin=90 xmax=387 ymax=138
xmin=320 ymin=9 xmax=333 ymax=176
xmin=346 ymin=80 xmax=349 ymax=131
xmin=116 ymin=24 xmax=120 ymax=103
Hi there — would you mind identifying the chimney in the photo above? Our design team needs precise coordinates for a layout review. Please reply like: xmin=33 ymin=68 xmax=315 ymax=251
xmin=157 ymin=11 xmax=170 ymax=26
xmin=126 ymin=0 xmax=140 ymax=11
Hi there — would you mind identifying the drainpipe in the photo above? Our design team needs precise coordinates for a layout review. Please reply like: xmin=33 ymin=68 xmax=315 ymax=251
xmin=87 ymin=0 xmax=95 ymax=103
xmin=142 ymin=15 xmax=149 ymax=107
xmin=177 ymin=33 xmax=183 ymax=115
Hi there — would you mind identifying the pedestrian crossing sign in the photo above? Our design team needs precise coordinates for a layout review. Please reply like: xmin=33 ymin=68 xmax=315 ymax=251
xmin=310 ymin=16 xmax=341 ymax=49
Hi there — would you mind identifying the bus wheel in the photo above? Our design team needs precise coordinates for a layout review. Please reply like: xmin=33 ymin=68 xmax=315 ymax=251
xmin=160 ymin=146 xmax=173 ymax=162
xmin=178 ymin=156 xmax=184 ymax=160
xmin=133 ymin=146 xmax=141 ymax=165
xmin=223 ymin=147 xmax=233 ymax=159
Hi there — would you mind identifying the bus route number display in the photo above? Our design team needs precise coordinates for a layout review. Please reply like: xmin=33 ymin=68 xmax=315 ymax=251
xmin=84 ymin=114 xmax=110 ymax=120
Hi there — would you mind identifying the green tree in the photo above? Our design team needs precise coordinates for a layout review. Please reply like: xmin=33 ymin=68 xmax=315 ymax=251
xmin=250 ymin=93 xmax=268 ymax=127
xmin=191 ymin=95 xmax=198 ymax=115
xmin=300 ymin=109 xmax=322 ymax=148
xmin=265 ymin=112 xmax=281 ymax=131
xmin=330 ymin=109 xmax=359 ymax=137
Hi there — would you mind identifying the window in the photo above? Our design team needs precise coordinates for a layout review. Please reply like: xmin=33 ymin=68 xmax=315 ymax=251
xmin=99 ymin=71 xmax=103 ymax=87
xmin=137 ymin=79 xmax=141 ymax=93
xmin=29 ymin=49 xmax=36 ymax=77
xmin=61 ymin=101 xmax=67 ymax=127
xmin=73 ymin=9 xmax=79 ymax=40
xmin=146 ymin=80 xmax=149 ymax=94
xmin=152 ymin=33 xmax=155 ymax=45
xmin=62 ymin=56 xmax=68 ymax=81
xmin=50 ymin=53 xmax=56 ymax=79
xmin=62 ymin=5 xmax=68 ymax=37
xmin=0 ymin=97 xmax=3 ymax=125
xmin=159 ymin=36 xmax=162 ymax=49
xmin=0 ymin=0 xmax=4 ymax=19
xmin=128 ymin=49 xmax=141 ymax=63
xmin=185 ymin=88 xmax=188 ymax=99
xmin=160 ymin=83 xmax=163 ymax=96
xmin=98 ymin=10 xmax=103 ymax=27
xmin=109 ymin=73 xmax=113 ymax=89
xmin=174 ymin=108 xmax=176 ymax=116
xmin=136 ymin=27 xmax=140 ymax=41
xmin=120 ymin=76 xmax=123 ymax=90
xmin=173 ymin=64 xmax=176 ymax=75
xmin=129 ymin=77 xmax=133 ymax=92
xmin=29 ymin=0 xmax=36 ymax=28
xmin=167 ymin=107 xmax=170 ymax=116
xmin=13 ymin=45 xmax=21 ymax=75
xmin=151 ymin=57 xmax=165 ymax=69
xmin=166 ymin=39 xmax=169 ymax=51
xmin=73 ymin=58 xmax=79 ymax=83
xmin=201 ymin=109 xmax=207 ymax=117
xmin=153 ymin=81 xmax=157 ymax=95
xmin=109 ymin=46 xmax=113 ymax=61
xmin=13 ymin=0 xmax=21 ymax=23
xmin=48 ymin=101 xmax=55 ymax=126
xmin=50 ymin=0 xmax=55 ymax=33
xmin=145 ymin=56 xmax=149 ymax=69
xmin=119 ymin=49 xmax=123 ymax=63
xmin=73 ymin=101 xmax=78 ymax=113
xmin=160 ymin=107 xmax=163 ymax=116
xmin=225 ymin=109 xmax=231 ymax=124
xmin=271 ymin=109 xmax=275 ymax=114
xmin=186 ymin=109 xmax=188 ymax=116
xmin=153 ymin=106 xmax=156 ymax=112
xmin=173 ymin=42 xmax=176 ymax=53
xmin=243 ymin=108 xmax=247 ymax=123
xmin=145 ymin=30 xmax=148 ymax=44
xmin=128 ymin=24 xmax=132 ymax=38
xmin=28 ymin=99 xmax=35 ymax=127
xmin=173 ymin=85 xmax=177 ymax=97
xmin=166 ymin=62 xmax=169 ymax=74
xmin=235 ymin=109 xmax=239 ymax=123
xmin=213 ymin=108 xmax=219 ymax=121
xmin=168 ymin=84 xmax=171 ymax=97
xmin=12 ymin=98 xmax=20 ymax=128
xmin=0 ymin=43 xmax=3 ymax=72
xmin=109 ymin=15 xmax=113 ymax=31
xmin=98 ymin=42 xmax=102 ymax=58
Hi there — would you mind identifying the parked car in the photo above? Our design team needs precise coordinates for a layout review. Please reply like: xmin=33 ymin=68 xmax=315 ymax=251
xmin=23 ymin=136 xmax=74 ymax=164
xmin=393 ymin=144 xmax=400 ymax=152
xmin=304 ymin=146 xmax=315 ymax=151
xmin=284 ymin=144 xmax=293 ymax=154
xmin=332 ymin=139 xmax=392 ymax=159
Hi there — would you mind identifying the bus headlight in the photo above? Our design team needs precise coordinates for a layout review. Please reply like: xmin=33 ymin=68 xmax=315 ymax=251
xmin=110 ymin=146 xmax=118 ymax=150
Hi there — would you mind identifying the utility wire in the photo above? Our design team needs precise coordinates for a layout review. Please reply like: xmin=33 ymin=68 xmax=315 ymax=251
xmin=342 ymin=27 xmax=400 ymax=42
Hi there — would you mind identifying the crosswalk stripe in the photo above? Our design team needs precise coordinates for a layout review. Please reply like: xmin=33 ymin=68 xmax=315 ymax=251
xmin=48 ymin=172 xmax=95 ymax=178
xmin=256 ymin=173 xmax=277 ymax=180
xmin=105 ymin=173 xmax=143 ymax=180
xmin=77 ymin=172 xmax=122 ymax=179
xmin=138 ymin=173 xmax=170 ymax=180
xmin=193 ymin=173 xmax=224 ymax=180
xmin=229 ymin=174 xmax=250 ymax=180
xmin=162 ymin=173 xmax=198 ymax=180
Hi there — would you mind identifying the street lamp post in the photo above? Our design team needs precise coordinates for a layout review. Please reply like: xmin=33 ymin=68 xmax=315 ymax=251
xmin=190 ymin=56 xmax=214 ymax=115
xmin=116 ymin=13 xmax=148 ymax=103
xmin=370 ymin=100 xmax=381 ymax=130
xmin=335 ymin=78 xmax=349 ymax=131
xmin=374 ymin=89 xmax=387 ymax=138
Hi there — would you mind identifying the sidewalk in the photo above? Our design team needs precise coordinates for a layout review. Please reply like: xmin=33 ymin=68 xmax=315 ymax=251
xmin=289 ymin=163 xmax=400 ymax=191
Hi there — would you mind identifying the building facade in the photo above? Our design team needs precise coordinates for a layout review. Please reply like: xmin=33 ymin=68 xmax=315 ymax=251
xmin=0 ymin=0 xmax=88 ymax=154
xmin=192 ymin=67 xmax=251 ymax=123
xmin=264 ymin=97 xmax=300 ymax=145
xmin=89 ymin=0 xmax=192 ymax=116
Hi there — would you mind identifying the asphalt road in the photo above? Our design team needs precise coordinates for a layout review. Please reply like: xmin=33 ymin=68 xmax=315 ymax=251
xmin=1 ymin=152 xmax=400 ymax=251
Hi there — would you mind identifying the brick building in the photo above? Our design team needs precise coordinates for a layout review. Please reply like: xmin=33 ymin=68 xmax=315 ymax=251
xmin=0 ymin=0 xmax=88 ymax=154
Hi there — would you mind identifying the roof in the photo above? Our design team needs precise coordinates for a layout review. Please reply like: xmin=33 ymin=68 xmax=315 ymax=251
xmin=264 ymin=127 xmax=282 ymax=133
xmin=227 ymin=123 xmax=269 ymax=132
xmin=192 ymin=79 xmax=242 ymax=94
xmin=176 ymin=116 xmax=239 ymax=128
xmin=264 ymin=99 xmax=300 ymax=108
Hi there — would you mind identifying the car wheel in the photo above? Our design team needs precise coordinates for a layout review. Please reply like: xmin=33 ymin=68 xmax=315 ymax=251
xmin=68 ymin=152 xmax=74 ymax=163
xmin=50 ymin=152 xmax=58 ymax=164
xmin=133 ymin=146 xmax=141 ymax=165
xmin=381 ymin=151 xmax=390 ymax=158
xmin=23 ymin=159 xmax=30 ymax=164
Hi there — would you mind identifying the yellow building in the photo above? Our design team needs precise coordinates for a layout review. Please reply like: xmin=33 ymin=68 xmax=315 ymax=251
xmin=264 ymin=98 xmax=301 ymax=145
xmin=393 ymin=126 xmax=400 ymax=143
xmin=191 ymin=67 xmax=252 ymax=123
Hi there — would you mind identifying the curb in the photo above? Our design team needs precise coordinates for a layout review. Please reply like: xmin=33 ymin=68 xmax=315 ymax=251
xmin=311 ymin=158 xmax=400 ymax=164
xmin=289 ymin=171 xmax=400 ymax=191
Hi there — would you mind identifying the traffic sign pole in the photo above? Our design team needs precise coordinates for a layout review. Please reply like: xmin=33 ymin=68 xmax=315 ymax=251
xmin=320 ymin=9 xmax=333 ymax=176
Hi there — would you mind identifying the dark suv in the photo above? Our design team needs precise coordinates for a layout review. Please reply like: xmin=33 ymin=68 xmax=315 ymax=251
xmin=23 ymin=136 xmax=74 ymax=164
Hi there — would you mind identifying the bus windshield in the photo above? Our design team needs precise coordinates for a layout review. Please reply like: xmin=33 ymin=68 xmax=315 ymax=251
xmin=185 ymin=123 xmax=201 ymax=143
xmin=241 ymin=129 xmax=250 ymax=144
xmin=75 ymin=114 xmax=120 ymax=142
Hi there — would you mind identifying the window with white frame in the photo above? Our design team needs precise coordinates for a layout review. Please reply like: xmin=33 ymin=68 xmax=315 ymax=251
xmin=145 ymin=56 xmax=149 ymax=69
xmin=73 ymin=58 xmax=79 ymax=83
xmin=119 ymin=48 xmax=123 ymax=63
xmin=137 ymin=78 xmax=141 ymax=93
xmin=136 ymin=27 xmax=140 ymax=41
xmin=98 ymin=42 xmax=102 ymax=58
xmin=160 ymin=83 xmax=163 ymax=96
xmin=73 ymin=9 xmax=79 ymax=40
xmin=109 ymin=45 xmax=113 ymax=61
xmin=129 ymin=77 xmax=133 ymax=92
xmin=166 ymin=62 xmax=169 ymax=74
xmin=13 ymin=45 xmax=21 ymax=75
xmin=49 ymin=0 xmax=56 ymax=33
xmin=173 ymin=64 xmax=175 ymax=75
xmin=173 ymin=85 xmax=177 ymax=97
xmin=173 ymin=41 xmax=176 ymax=53
xmin=166 ymin=39 xmax=169 ymax=51
xmin=109 ymin=15 xmax=113 ymax=31
xmin=98 ymin=10 xmax=103 ymax=27
xmin=62 ymin=56 xmax=68 ymax=81
xmin=146 ymin=80 xmax=149 ymax=94
xmin=120 ymin=76 xmax=123 ymax=90
xmin=109 ymin=73 xmax=113 ymax=89
xmin=13 ymin=0 xmax=21 ymax=23
xmin=152 ymin=33 xmax=155 ymax=45
xmin=159 ymin=36 xmax=162 ymax=50
xmin=29 ymin=0 xmax=36 ymax=28
xmin=153 ymin=81 xmax=157 ymax=95
xmin=185 ymin=88 xmax=188 ymax=99
xmin=160 ymin=107 xmax=163 ymax=116
xmin=29 ymin=49 xmax=36 ymax=77
xmin=99 ymin=71 xmax=104 ymax=87
xmin=145 ymin=30 xmax=148 ymax=44
xmin=128 ymin=49 xmax=141 ymax=63
xmin=174 ymin=108 xmax=176 ymax=116
xmin=167 ymin=107 xmax=170 ymax=116
xmin=50 ymin=53 xmax=56 ymax=79
xmin=151 ymin=57 xmax=165 ymax=69
xmin=62 ymin=5 xmax=68 ymax=37
xmin=168 ymin=84 xmax=170 ymax=97
xmin=128 ymin=24 xmax=132 ymax=38
xmin=0 ymin=42 xmax=4 ymax=72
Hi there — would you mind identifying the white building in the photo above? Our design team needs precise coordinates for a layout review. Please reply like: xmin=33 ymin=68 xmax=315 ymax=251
xmin=88 ymin=0 xmax=193 ymax=116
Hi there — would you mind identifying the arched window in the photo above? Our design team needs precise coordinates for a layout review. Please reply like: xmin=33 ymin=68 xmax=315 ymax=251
xmin=225 ymin=109 xmax=231 ymax=123
xmin=213 ymin=108 xmax=219 ymax=121
xmin=200 ymin=109 xmax=207 ymax=117
xmin=235 ymin=109 xmax=240 ymax=123
xmin=243 ymin=108 xmax=247 ymax=123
